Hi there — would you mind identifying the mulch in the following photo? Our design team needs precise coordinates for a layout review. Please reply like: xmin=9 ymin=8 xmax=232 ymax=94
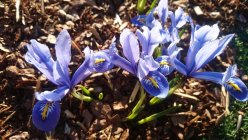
xmin=0 ymin=0 xmax=247 ymax=139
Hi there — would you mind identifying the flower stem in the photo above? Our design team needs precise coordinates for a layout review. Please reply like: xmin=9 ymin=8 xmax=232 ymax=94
xmin=138 ymin=105 xmax=181 ymax=125
xmin=137 ymin=0 xmax=147 ymax=13
xmin=71 ymin=91 xmax=93 ymax=102
xmin=127 ymin=85 xmax=146 ymax=120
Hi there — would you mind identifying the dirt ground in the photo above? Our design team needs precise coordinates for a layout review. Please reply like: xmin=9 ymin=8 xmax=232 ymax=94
xmin=0 ymin=0 xmax=248 ymax=139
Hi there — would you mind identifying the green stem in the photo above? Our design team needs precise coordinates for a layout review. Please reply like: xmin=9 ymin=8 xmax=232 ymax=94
xmin=147 ymin=0 xmax=158 ymax=14
xmin=137 ymin=0 xmax=147 ymax=13
xmin=127 ymin=86 xmax=146 ymax=120
xmin=71 ymin=91 xmax=93 ymax=102
xmin=138 ymin=105 xmax=181 ymax=124
xmin=78 ymin=85 xmax=91 ymax=96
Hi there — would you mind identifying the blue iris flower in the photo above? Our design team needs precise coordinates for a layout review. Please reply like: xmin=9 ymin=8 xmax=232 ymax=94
xmin=191 ymin=65 xmax=248 ymax=101
xmin=155 ymin=42 xmax=182 ymax=76
xmin=170 ymin=20 xmax=235 ymax=77
xmin=25 ymin=29 xmax=112 ymax=131
xmin=132 ymin=0 xmax=188 ymax=43
xmin=109 ymin=28 xmax=169 ymax=98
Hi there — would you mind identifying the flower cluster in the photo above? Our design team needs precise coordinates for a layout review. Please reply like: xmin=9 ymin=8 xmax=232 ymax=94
xmin=25 ymin=30 xmax=113 ymax=131
xmin=25 ymin=0 xmax=248 ymax=132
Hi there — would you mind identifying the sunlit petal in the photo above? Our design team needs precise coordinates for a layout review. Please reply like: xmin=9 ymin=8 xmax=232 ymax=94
xmin=141 ymin=71 xmax=169 ymax=98
xmin=55 ymin=29 xmax=71 ymax=80
xmin=108 ymin=41 xmax=135 ymax=74
xmin=91 ymin=51 xmax=113 ymax=73
xmin=136 ymin=27 xmax=149 ymax=55
xmin=190 ymin=71 xmax=223 ymax=84
xmin=32 ymin=101 xmax=61 ymax=131
xmin=53 ymin=61 xmax=70 ymax=87
xmin=174 ymin=7 xmax=187 ymax=28
xmin=137 ymin=56 xmax=160 ymax=80
xmin=35 ymin=86 xmax=70 ymax=101
xmin=70 ymin=47 xmax=92 ymax=87
xmin=194 ymin=34 xmax=234 ymax=72
xmin=155 ymin=56 xmax=174 ymax=76
xmin=157 ymin=0 xmax=168 ymax=25
xmin=25 ymin=41 xmax=56 ymax=84
xmin=170 ymin=48 xmax=187 ymax=75
xmin=120 ymin=29 xmax=140 ymax=65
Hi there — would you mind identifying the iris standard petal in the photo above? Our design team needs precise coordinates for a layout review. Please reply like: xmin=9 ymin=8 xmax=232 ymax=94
xmin=169 ymin=27 xmax=180 ymax=43
xmin=174 ymin=7 xmax=187 ymax=28
xmin=137 ymin=56 xmax=160 ymax=80
xmin=186 ymin=24 xmax=220 ymax=72
xmin=155 ymin=56 xmax=174 ymax=76
xmin=194 ymin=34 xmax=234 ymax=72
xmin=167 ymin=42 xmax=177 ymax=56
xmin=91 ymin=51 xmax=113 ymax=73
xmin=190 ymin=71 xmax=223 ymax=84
xmin=55 ymin=29 xmax=71 ymax=78
xmin=53 ymin=61 xmax=70 ymax=87
xmin=224 ymin=77 xmax=248 ymax=101
xmin=157 ymin=0 xmax=168 ymax=25
xmin=108 ymin=41 xmax=135 ymax=74
xmin=136 ymin=27 xmax=149 ymax=55
xmin=70 ymin=47 xmax=92 ymax=87
xmin=35 ymin=86 xmax=70 ymax=101
xmin=120 ymin=29 xmax=140 ymax=65
xmin=141 ymin=71 xmax=169 ymax=98
xmin=170 ymin=48 xmax=187 ymax=75
xmin=222 ymin=64 xmax=238 ymax=83
xmin=32 ymin=100 xmax=61 ymax=131
xmin=194 ymin=24 xmax=220 ymax=42
xmin=25 ymin=41 xmax=56 ymax=84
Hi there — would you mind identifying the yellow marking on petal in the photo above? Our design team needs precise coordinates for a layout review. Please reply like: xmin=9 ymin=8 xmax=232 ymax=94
xmin=94 ymin=58 xmax=106 ymax=64
xmin=159 ymin=61 xmax=170 ymax=66
xmin=147 ymin=76 xmax=159 ymax=89
xmin=227 ymin=81 xmax=241 ymax=92
xmin=42 ymin=102 xmax=51 ymax=120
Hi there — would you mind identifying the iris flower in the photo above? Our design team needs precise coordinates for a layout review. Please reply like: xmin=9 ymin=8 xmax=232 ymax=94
xmin=191 ymin=65 xmax=248 ymax=101
xmin=170 ymin=22 xmax=235 ymax=76
xmin=109 ymin=29 xmax=169 ymax=98
xmin=25 ymin=29 xmax=112 ymax=131
xmin=155 ymin=42 xmax=182 ymax=76
xmin=132 ymin=0 xmax=188 ymax=43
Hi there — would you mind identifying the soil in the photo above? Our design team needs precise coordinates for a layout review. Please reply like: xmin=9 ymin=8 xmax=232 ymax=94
xmin=0 ymin=0 xmax=247 ymax=139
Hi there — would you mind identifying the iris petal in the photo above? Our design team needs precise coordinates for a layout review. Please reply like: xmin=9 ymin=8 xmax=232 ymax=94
xmin=136 ymin=27 xmax=149 ymax=55
xmin=186 ymin=24 xmax=220 ymax=73
xmin=70 ymin=47 xmax=92 ymax=87
xmin=53 ymin=61 xmax=70 ymax=87
xmin=137 ymin=56 xmax=160 ymax=80
xmin=157 ymin=0 xmax=168 ymax=25
xmin=141 ymin=71 xmax=169 ymax=98
xmin=174 ymin=7 xmax=187 ymax=28
xmin=120 ymin=29 xmax=140 ymax=65
xmin=194 ymin=34 xmax=234 ymax=72
xmin=25 ymin=41 xmax=56 ymax=85
xmin=155 ymin=56 xmax=173 ymax=76
xmin=109 ymin=42 xmax=135 ymax=74
xmin=224 ymin=77 xmax=248 ymax=101
xmin=54 ymin=29 xmax=71 ymax=84
xmin=131 ymin=15 xmax=146 ymax=27
xmin=190 ymin=71 xmax=223 ymax=84
xmin=35 ymin=86 xmax=70 ymax=101
xmin=32 ymin=101 xmax=61 ymax=131
xmin=222 ymin=64 xmax=237 ymax=83
xmin=91 ymin=51 xmax=113 ymax=73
